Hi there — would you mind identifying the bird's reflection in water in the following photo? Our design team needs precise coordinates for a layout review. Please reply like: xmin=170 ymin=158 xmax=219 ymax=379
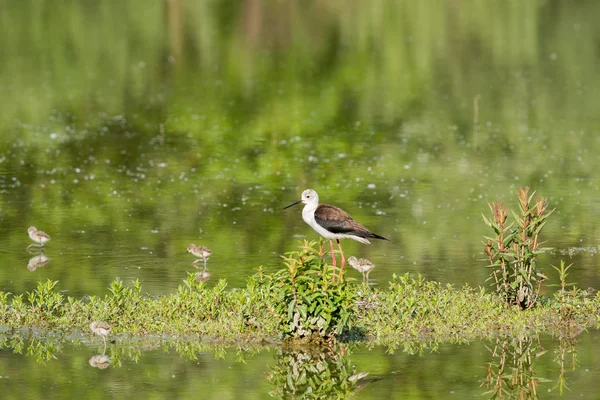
xmin=88 ymin=354 xmax=111 ymax=369
xmin=195 ymin=267 xmax=212 ymax=283
xmin=27 ymin=254 xmax=50 ymax=271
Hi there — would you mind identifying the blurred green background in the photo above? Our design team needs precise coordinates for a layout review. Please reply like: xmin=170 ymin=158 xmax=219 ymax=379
xmin=0 ymin=0 xmax=599 ymax=297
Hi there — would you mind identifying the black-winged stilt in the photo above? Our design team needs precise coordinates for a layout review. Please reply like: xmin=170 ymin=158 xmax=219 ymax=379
xmin=283 ymin=189 xmax=388 ymax=275
xmin=187 ymin=244 xmax=212 ymax=267
xmin=90 ymin=321 xmax=111 ymax=347
xmin=27 ymin=226 xmax=50 ymax=250
xmin=348 ymin=256 xmax=375 ymax=284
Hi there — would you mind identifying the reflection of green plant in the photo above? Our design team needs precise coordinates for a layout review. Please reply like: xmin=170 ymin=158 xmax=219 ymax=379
xmin=482 ymin=335 xmax=550 ymax=399
xmin=271 ymin=241 xmax=357 ymax=340
xmin=267 ymin=346 xmax=365 ymax=399
xmin=553 ymin=336 xmax=578 ymax=395
xmin=483 ymin=187 xmax=553 ymax=308
xmin=26 ymin=338 xmax=59 ymax=364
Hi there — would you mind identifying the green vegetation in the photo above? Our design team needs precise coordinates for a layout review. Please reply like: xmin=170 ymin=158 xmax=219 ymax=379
xmin=0 ymin=242 xmax=598 ymax=345
xmin=271 ymin=241 xmax=357 ymax=341
xmin=483 ymin=187 xmax=554 ymax=308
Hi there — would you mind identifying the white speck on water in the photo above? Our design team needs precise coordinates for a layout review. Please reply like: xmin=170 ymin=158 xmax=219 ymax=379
xmin=367 ymin=183 xmax=376 ymax=189
xmin=550 ymin=53 xmax=558 ymax=60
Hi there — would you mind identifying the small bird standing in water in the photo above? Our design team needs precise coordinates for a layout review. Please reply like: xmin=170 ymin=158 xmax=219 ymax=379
xmin=186 ymin=244 xmax=212 ymax=267
xmin=284 ymin=189 xmax=388 ymax=278
xmin=27 ymin=226 xmax=51 ymax=250
xmin=90 ymin=321 xmax=111 ymax=346
xmin=348 ymin=256 xmax=375 ymax=284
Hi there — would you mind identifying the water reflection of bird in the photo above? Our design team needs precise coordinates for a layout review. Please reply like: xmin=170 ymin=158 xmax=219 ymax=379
xmin=27 ymin=226 xmax=50 ymax=250
xmin=195 ymin=267 xmax=212 ymax=283
xmin=348 ymin=371 xmax=382 ymax=393
xmin=187 ymin=244 xmax=212 ymax=267
xmin=90 ymin=321 xmax=111 ymax=347
xmin=284 ymin=189 xmax=388 ymax=276
xmin=348 ymin=256 xmax=375 ymax=284
xmin=27 ymin=254 xmax=50 ymax=271
xmin=89 ymin=354 xmax=111 ymax=369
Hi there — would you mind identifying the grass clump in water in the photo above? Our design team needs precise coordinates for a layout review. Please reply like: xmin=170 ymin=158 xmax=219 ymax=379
xmin=270 ymin=240 xmax=357 ymax=343
xmin=0 ymin=242 xmax=599 ymax=345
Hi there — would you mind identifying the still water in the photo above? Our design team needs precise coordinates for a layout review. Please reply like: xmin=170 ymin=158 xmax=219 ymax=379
xmin=1 ymin=1 xmax=599 ymax=298
xmin=1 ymin=333 xmax=599 ymax=398
xmin=1 ymin=0 xmax=600 ymax=398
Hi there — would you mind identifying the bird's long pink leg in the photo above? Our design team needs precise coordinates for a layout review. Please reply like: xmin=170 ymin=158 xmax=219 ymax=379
xmin=336 ymin=239 xmax=345 ymax=280
xmin=329 ymin=239 xmax=336 ymax=267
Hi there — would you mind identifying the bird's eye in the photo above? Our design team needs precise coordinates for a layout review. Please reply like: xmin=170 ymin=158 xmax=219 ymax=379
xmin=307 ymin=195 xmax=310 ymax=198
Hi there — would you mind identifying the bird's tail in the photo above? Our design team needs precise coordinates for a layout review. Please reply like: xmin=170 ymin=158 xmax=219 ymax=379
xmin=369 ymin=233 xmax=389 ymax=241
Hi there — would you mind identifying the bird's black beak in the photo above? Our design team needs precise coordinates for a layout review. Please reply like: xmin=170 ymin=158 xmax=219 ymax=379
xmin=283 ymin=199 xmax=303 ymax=210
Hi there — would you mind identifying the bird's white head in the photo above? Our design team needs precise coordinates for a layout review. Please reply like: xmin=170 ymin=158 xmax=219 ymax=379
xmin=301 ymin=189 xmax=319 ymax=206
xmin=283 ymin=188 xmax=319 ymax=210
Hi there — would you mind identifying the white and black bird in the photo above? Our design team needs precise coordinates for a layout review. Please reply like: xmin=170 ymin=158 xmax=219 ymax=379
xmin=283 ymin=189 xmax=388 ymax=274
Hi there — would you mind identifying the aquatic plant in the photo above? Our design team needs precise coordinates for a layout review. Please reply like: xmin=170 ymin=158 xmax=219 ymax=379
xmin=270 ymin=240 xmax=358 ymax=340
xmin=0 ymin=255 xmax=599 ymax=346
xmin=483 ymin=187 xmax=553 ymax=308
xmin=27 ymin=280 xmax=64 ymax=319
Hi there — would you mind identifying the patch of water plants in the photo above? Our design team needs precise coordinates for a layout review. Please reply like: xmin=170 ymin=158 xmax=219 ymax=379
xmin=0 ymin=188 xmax=599 ymax=347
